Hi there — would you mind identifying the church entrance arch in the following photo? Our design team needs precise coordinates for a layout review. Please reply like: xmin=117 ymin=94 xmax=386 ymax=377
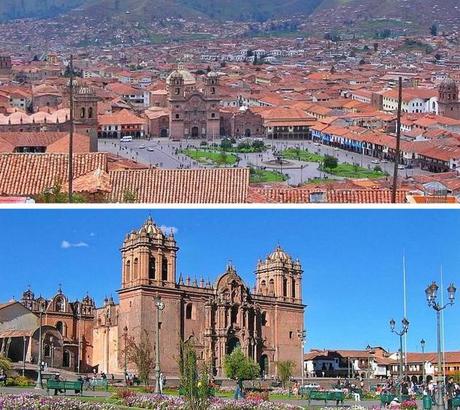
xmin=160 ymin=128 xmax=168 ymax=138
xmin=245 ymin=128 xmax=251 ymax=138
xmin=226 ymin=336 xmax=240 ymax=355
xmin=191 ymin=126 xmax=199 ymax=138
xmin=259 ymin=354 xmax=269 ymax=378
xmin=63 ymin=350 xmax=71 ymax=368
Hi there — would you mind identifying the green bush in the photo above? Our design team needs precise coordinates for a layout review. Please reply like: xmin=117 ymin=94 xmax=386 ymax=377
xmin=6 ymin=376 xmax=33 ymax=387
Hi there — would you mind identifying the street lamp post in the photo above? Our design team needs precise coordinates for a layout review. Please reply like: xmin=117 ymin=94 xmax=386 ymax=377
xmin=76 ymin=301 xmax=81 ymax=374
xmin=421 ymin=339 xmax=426 ymax=385
xmin=50 ymin=337 xmax=55 ymax=368
xmin=35 ymin=303 xmax=44 ymax=389
xmin=425 ymin=281 xmax=456 ymax=409
xmin=297 ymin=329 xmax=306 ymax=387
xmin=22 ymin=336 xmax=27 ymax=377
xmin=154 ymin=297 xmax=165 ymax=394
xmin=390 ymin=317 xmax=409 ymax=399
xmin=123 ymin=326 xmax=128 ymax=385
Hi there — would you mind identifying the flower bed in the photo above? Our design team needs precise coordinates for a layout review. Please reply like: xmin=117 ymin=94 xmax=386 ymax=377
xmin=0 ymin=394 xmax=115 ymax=410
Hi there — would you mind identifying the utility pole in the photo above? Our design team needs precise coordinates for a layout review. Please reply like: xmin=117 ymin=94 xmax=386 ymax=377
xmin=392 ymin=76 xmax=403 ymax=204
xmin=68 ymin=54 xmax=74 ymax=203
xmin=154 ymin=297 xmax=165 ymax=394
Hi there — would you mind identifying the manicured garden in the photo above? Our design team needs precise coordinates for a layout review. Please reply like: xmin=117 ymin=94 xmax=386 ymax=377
xmin=281 ymin=148 xmax=323 ymax=163
xmin=181 ymin=148 xmax=238 ymax=166
xmin=324 ymin=163 xmax=387 ymax=179
xmin=250 ymin=169 xmax=288 ymax=183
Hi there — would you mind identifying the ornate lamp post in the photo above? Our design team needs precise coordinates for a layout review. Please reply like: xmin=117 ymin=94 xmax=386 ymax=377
xmin=390 ymin=317 xmax=409 ymax=398
xmin=35 ymin=303 xmax=45 ymax=389
xmin=154 ymin=296 xmax=165 ymax=394
xmin=297 ymin=329 xmax=306 ymax=387
xmin=421 ymin=339 xmax=426 ymax=384
xmin=22 ymin=336 xmax=27 ymax=377
xmin=425 ymin=281 xmax=456 ymax=409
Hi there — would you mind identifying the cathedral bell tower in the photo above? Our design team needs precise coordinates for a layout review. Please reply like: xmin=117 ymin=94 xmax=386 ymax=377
xmin=121 ymin=216 xmax=178 ymax=289
xmin=255 ymin=246 xmax=302 ymax=303
xmin=73 ymin=85 xmax=99 ymax=152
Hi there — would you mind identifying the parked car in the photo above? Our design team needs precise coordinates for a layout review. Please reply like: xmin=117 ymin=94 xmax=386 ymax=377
xmin=371 ymin=159 xmax=380 ymax=164
xmin=147 ymin=147 xmax=155 ymax=152
xmin=138 ymin=145 xmax=146 ymax=149
xmin=120 ymin=136 xmax=133 ymax=142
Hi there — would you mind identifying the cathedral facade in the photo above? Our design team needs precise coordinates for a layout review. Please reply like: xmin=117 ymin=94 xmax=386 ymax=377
xmin=167 ymin=68 xmax=221 ymax=140
xmin=109 ymin=216 xmax=305 ymax=378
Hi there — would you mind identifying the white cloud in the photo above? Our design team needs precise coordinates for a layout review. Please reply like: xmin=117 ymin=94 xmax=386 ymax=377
xmin=160 ymin=225 xmax=178 ymax=235
xmin=61 ymin=240 xmax=89 ymax=249
xmin=89 ymin=232 xmax=96 ymax=237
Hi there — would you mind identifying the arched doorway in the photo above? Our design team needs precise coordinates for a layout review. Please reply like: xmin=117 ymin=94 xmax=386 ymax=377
xmin=191 ymin=126 xmax=199 ymax=138
xmin=63 ymin=350 xmax=71 ymax=368
xmin=160 ymin=128 xmax=168 ymax=138
xmin=226 ymin=337 xmax=240 ymax=355
xmin=259 ymin=354 xmax=269 ymax=378
xmin=245 ymin=128 xmax=251 ymax=138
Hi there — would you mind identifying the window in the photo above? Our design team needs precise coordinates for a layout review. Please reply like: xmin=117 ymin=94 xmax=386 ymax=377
xmin=269 ymin=279 xmax=274 ymax=294
xmin=56 ymin=321 xmax=63 ymax=334
xmin=55 ymin=297 xmax=64 ymax=312
xmin=162 ymin=256 xmax=168 ymax=281
xmin=291 ymin=279 xmax=296 ymax=298
xmin=133 ymin=258 xmax=138 ymax=279
xmin=211 ymin=113 xmax=215 ymax=118
xmin=126 ymin=260 xmax=131 ymax=282
xmin=175 ymin=88 xmax=180 ymax=95
xmin=289 ymin=331 xmax=293 ymax=339
xmin=80 ymin=107 xmax=85 ymax=118
xmin=283 ymin=278 xmax=288 ymax=297
xmin=186 ymin=303 xmax=193 ymax=319
xmin=149 ymin=256 xmax=156 ymax=280
xmin=88 ymin=107 xmax=93 ymax=119
xmin=175 ymin=114 xmax=180 ymax=119
xmin=260 ymin=280 xmax=267 ymax=294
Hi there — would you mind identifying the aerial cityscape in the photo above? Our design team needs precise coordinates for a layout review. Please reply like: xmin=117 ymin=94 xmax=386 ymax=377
xmin=0 ymin=0 xmax=460 ymax=203
xmin=0 ymin=0 xmax=460 ymax=409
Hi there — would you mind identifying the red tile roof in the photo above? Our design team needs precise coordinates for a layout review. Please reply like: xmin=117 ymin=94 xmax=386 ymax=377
xmin=109 ymin=168 xmax=249 ymax=203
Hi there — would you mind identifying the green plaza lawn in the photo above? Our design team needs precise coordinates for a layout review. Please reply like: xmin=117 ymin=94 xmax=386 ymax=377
xmin=281 ymin=148 xmax=324 ymax=163
xmin=281 ymin=148 xmax=387 ymax=179
xmin=250 ymin=169 xmax=288 ymax=183
xmin=181 ymin=148 xmax=238 ymax=166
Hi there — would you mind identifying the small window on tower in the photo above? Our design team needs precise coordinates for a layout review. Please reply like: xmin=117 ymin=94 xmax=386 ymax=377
xmin=186 ymin=303 xmax=193 ymax=319
xmin=211 ymin=87 xmax=215 ymax=94
xmin=289 ymin=331 xmax=293 ymax=339
xmin=175 ymin=88 xmax=180 ymax=95
xmin=88 ymin=107 xmax=93 ymax=119
xmin=80 ymin=107 xmax=85 ymax=118
xmin=176 ymin=114 xmax=180 ymax=119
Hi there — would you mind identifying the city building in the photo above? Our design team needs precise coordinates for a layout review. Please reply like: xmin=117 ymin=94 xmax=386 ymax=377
xmin=438 ymin=78 xmax=460 ymax=120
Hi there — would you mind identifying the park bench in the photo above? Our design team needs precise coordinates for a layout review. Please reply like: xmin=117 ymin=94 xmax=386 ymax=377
xmin=452 ymin=397 xmax=460 ymax=409
xmin=46 ymin=379 xmax=83 ymax=396
xmin=89 ymin=378 xmax=109 ymax=391
xmin=380 ymin=394 xmax=410 ymax=407
xmin=301 ymin=389 xmax=345 ymax=405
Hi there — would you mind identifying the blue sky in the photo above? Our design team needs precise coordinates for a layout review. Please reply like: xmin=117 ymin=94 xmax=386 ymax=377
xmin=1 ymin=209 xmax=459 ymax=353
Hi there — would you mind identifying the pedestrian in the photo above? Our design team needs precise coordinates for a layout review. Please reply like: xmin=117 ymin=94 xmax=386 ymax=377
xmin=447 ymin=377 xmax=455 ymax=410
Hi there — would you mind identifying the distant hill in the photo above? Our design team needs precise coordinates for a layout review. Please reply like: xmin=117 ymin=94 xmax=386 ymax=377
xmin=0 ymin=0 xmax=84 ymax=21
xmin=0 ymin=0 xmax=458 ymax=31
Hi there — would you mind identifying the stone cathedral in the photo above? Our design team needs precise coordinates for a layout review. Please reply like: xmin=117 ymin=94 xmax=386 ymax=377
xmin=94 ymin=216 xmax=305 ymax=378
xmin=1 ymin=216 xmax=305 ymax=378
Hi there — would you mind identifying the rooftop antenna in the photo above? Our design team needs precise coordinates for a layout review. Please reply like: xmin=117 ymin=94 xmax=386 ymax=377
xmin=68 ymin=54 xmax=74 ymax=203
xmin=391 ymin=76 xmax=403 ymax=204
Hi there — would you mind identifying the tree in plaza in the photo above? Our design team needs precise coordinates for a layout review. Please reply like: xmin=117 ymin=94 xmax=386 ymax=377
xmin=323 ymin=155 xmax=338 ymax=170
xmin=223 ymin=347 xmax=260 ymax=391
xmin=178 ymin=339 xmax=212 ymax=409
xmin=124 ymin=330 xmax=155 ymax=385
xmin=0 ymin=354 xmax=12 ymax=374
xmin=276 ymin=360 xmax=295 ymax=389
xmin=220 ymin=138 xmax=233 ymax=151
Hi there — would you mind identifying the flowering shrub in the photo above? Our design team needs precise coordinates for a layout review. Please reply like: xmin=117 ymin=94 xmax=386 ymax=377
xmin=113 ymin=387 xmax=137 ymax=400
xmin=270 ymin=387 xmax=291 ymax=395
xmin=122 ymin=394 xmax=188 ymax=409
xmin=208 ymin=398 xmax=301 ymax=409
xmin=245 ymin=390 xmax=269 ymax=401
xmin=401 ymin=400 xmax=418 ymax=410
xmin=0 ymin=394 xmax=116 ymax=409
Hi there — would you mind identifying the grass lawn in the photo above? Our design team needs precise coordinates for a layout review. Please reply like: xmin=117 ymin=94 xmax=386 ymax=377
xmin=324 ymin=163 xmax=387 ymax=179
xmin=250 ymin=169 xmax=288 ymax=183
xmin=281 ymin=148 xmax=323 ymax=163
xmin=182 ymin=149 xmax=238 ymax=166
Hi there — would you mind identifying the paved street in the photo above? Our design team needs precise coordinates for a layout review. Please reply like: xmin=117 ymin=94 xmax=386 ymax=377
xmin=99 ymin=138 xmax=427 ymax=185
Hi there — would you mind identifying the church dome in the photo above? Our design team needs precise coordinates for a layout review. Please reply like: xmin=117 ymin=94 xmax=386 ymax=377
xmin=166 ymin=66 xmax=196 ymax=86
xmin=439 ymin=78 xmax=458 ymax=94
xmin=139 ymin=216 xmax=163 ymax=236
xmin=267 ymin=245 xmax=291 ymax=262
